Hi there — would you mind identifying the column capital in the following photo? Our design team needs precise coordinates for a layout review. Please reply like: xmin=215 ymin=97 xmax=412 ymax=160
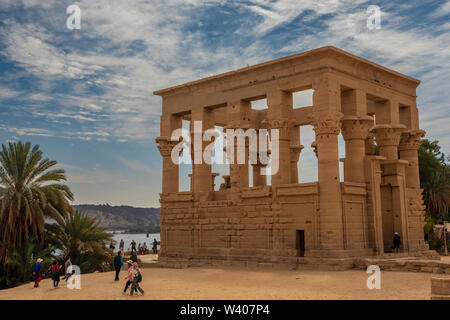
xmin=261 ymin=118 xmax=295 ymax=139
xmin=370 ymin=124 xmax=406 ymax=147
xmin=290 ymin=144 xmax=304 ymax=163
xmin=341 ymin=115 xmax=374 ymax=141
xmin=156 ymin=136 xmax=178 ymax=157
xmin=399 ymin=129 xmax=426 ymax=151
xmin=308 ymin=111 xmax=344 ymax=136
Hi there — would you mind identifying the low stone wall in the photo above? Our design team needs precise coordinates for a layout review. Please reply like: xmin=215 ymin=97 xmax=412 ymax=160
xmin=153 ymin=252 xmax=450 ymax=275
xmin=431 ymin=277 xmax=450 ymax=300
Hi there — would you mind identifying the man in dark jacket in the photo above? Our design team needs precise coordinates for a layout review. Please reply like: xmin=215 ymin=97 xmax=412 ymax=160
xmin=393 ymin=232 xmax=401 ymax=253
xmin=113 ymin=251 xmax=123 ymax=281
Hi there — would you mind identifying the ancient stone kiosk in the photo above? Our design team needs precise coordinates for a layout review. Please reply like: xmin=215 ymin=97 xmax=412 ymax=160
xmin=155 ymin=46 xmax=431 ymax=268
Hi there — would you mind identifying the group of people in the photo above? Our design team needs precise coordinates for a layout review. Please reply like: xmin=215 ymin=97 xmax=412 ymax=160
xmin=113 ymin=251 xmax=144 ymax=296
xmin=32 ymin=257 xmax=73 ymax=289
xmin=116 ymin=238 xmax=158 ymax=255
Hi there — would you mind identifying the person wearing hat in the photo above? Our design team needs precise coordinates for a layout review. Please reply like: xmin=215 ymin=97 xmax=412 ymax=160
xmin=129 ymin=262 xmax=144 ymax=296
xmin=393 ymin=232 xmax=401 ymax=253
xmin=32 ymin=258 xmax=43 ymax=288
xmin=123 ymin=260 xmax=135 ymax=295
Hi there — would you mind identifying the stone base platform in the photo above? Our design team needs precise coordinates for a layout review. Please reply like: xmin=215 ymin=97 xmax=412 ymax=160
xmin=150 ymin=251 xmax=450 ymax=274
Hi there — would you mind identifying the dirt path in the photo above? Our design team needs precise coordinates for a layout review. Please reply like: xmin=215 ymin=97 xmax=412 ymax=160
xmin=0 ymin=267 xmax=433 ymax=300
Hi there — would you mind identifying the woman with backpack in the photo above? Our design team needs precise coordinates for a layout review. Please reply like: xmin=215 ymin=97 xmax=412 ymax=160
xmin=51 ymin=261 xmax=62 ymax=288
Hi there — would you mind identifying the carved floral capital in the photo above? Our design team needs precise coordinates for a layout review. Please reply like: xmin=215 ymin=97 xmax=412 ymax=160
xmin=308 ymin=111 xmax=344 ymax=136
xmin=399 ymin=129 xmax=426 ymax=151
xmin=156 ymin=136 xmax=178 ymax=157
xmin=370 ymin=124 xmax=406 ymax=147
xmin=290 ymin=144 xmax=304 ymax=163
xmin=341 ymin=115 xmax=374 ymax=141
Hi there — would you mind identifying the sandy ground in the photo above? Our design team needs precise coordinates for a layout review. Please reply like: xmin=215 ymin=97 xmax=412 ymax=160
xmin=0 ymin=266 xmax=434 ymax=300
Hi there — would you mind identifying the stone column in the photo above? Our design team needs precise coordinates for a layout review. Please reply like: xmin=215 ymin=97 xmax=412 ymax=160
xmin=156 ymin=136 xmax=179 ymax=194
xmin=310 ymin=110 xmax=345 ymax=250
xmin=261 ymin=119 xmax=293 ymax=185
xmin=226 ymin=100 xmax=252 ymax=190
xmin=289 ymin=124 xmax=303 ymax=184
xmin=191 ymin=108 xmax=215 ymax=193
xmin=156 ymin=114 xmax=182 ymax=194
xmin=365 ymin=132 xmax=376 ymax=156
xmin=370 ymin=124 xmax=406 ymax=160
xmin=266 ymin=90 xmax=293 ymax=185
xmin=290 ymin=145 xmax=304 ymax=183
xmin=399 ymin=129 xmax=425 ymax=189
xmin=341 ymin=115 xmax=374 ymax=183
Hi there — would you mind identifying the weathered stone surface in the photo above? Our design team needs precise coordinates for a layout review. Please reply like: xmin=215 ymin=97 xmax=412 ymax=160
xmin=155 ymin=46 xmax=428 ymax=266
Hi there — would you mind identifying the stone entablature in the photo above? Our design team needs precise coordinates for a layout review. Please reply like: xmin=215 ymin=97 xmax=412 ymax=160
xmin=154 ymin=46 xmax=429 ymax=264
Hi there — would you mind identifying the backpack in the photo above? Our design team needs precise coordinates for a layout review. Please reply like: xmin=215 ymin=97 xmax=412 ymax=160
xmin=137 ymin=271 xmax=142 ymax=283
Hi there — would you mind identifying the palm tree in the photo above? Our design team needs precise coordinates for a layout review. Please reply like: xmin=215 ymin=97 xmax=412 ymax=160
xmin=3 ymin=238 xmax=52 ymax=284
xmin=46 ymin=210 xmax=114 ymax=273
xmin=422 ymin=169 xmax=450 ymax=221
xmin=0 ymin=141 xmax=74 ymax=263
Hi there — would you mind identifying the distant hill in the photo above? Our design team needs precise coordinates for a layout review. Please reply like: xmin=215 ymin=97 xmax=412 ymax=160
xmin=73 ymin=204 xmax=160 ymax=231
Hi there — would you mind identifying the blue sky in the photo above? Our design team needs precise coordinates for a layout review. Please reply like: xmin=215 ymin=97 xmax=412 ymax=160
xmin=0 ymin=0 xmax=449 ymax=207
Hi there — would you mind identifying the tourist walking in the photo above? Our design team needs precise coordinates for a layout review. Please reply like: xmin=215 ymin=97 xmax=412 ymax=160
xmin=119 ymin=239 xmax=124 ymax=252
xmin=123 ymin=260 xmax=135 ymax=295
xmin=131 ymin=240 xmax=137 ymax=253
xmin=63 ymin=257 xmax=72 ymax=282
xmin=393 ymin=232 xmax=401 ymax=253
xmin=32 ymin=258 xmax=43 ymax=288
xmin=51 ymin=261 xmax=62 ymax=288
xmin=113 ymin=251 xmax=124 ymax=281
xmin=130 ymin=262 xmax=144 ymax=296
xmin=152 ymin=238 xmax=158 ymax=254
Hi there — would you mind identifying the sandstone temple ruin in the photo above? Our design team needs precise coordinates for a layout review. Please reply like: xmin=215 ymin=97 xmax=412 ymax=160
xmin=154 ymin=46 xmax=429 ymax=266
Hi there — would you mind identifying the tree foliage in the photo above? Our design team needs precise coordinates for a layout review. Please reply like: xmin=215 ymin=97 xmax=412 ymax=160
xmin=0 ymin=142 xmax=74 ymax=262
xmin=419 ymin=139 xmax=450 ymax=221
xmin=46 ymin=210 xmax=114 ymax=273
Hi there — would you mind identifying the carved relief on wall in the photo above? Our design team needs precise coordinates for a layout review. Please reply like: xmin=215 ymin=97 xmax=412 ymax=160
xmin=407 ymin=189 xmax=426 ymax=217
